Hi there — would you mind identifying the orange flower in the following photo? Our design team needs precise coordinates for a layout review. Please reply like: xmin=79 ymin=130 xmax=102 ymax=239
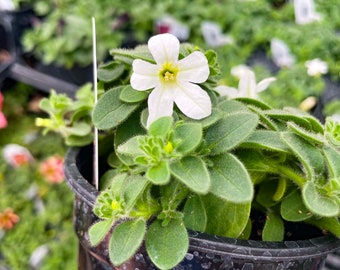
xmin=0 ymin=208 xmax=20 ymax=230
xmin=2 ymin=144 xmax=34 ymax=167
xmin=39 ymin=156 xmax=64 ymax=184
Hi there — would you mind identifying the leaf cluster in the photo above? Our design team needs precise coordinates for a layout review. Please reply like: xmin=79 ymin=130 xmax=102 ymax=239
xmin=87 ymin=46 xmax=340 ymax=269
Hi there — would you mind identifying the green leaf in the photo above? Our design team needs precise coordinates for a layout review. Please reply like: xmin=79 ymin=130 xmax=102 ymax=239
xmin=236 ymin=97 xmax=272 ymax=110
xmin=114 ymin=109 xmax=145 ymax=165
xmin=202 ymin=194 xmax=251 ymax=238
xmin=281 ymin=189 xmax=311 ymax=222
xmin=240 ymin=130 xmax=290 ymax=153
xmin=173 ymin=122 xmax=202 ymax=154
xmin=146 ymin=219 xmax=188 ymax=270
xmin=287 ymin=122 xmax=324 ymax=145
xmin=64 ymin=122 xmax=92 ymax=136
xmin=307 ymin=217 xmax=340 ymax=238
xmin=262 ymin=213 xmax=284 ymax=241
xmin=109 ymin=219 xmax=146 ymax=266
xmin=170 ymin=156 xmax=210 ymax=194
xmin=110 ymin=45 xmax=154 ymax=64
xmin=302 ymin=182 xmax=339 ymax=217
xmin=205 ymin=112 xmax=258 ymax=155
xmin=65 ymin=134 xmax=93 ymax=146
xmin=117 ymin=135 xmax=145 ymax=156
xmin=92 ymin=86 xmax=139 ymax=130
xmin=256 ymin=181 xmax=280 ymax=208
xmin=323 ymin=145 xmax=340 ymax=179
xmin=148 ymin=117 xmax=173 ymax=137
xmin=183 ymin=195 xmax=207 ymax=232
xmin=123 ymin=175 xmax=149 ymax=210
xmin=217 ymin=99 xmax=249 ymax=114
xmin=282 ymin=132 xmax=325 ymax=181
xmin=89 ymin=219 xmax=112 ymax=246
xmin=119 ymin=85 xmax=148 ymax=103
xmin=146 ymin=160 xmax=170 ymax=185
xmin=209 ymin=153 xmax=253 ymax=203
xmin=97 ymin=61 xmax=125 ymax=82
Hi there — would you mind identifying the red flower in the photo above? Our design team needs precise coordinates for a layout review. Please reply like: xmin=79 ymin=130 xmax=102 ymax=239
xmin=39 ymin=156 xmax=64 ymax=184
xmin=0 ymin=92 xmax=7 ymax=129
xmin=0 ymin=208 xmax=20 ymax=230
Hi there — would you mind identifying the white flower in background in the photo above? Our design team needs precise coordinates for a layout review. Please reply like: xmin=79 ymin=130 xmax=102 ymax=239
xmin=271 ymin=38 xmax=295 ymax=68
xmin=230 ymin=65 xmax=252 ymax=79
xmin=131 ymin=33 xmax=211 ymax=127
xmin=215 ymin=67 xmax=276 ymax=99
xmin=2 ymin=144 xmax=34 ymax=167
xmin=305 ymin=58 xmax=328 ymax=77
xmin=331 ymin=114 xmax=340 ymax=123
xmin=201 ymin=21 xmax=234 ymax=47
xmin=155 ymin=15 xmax=190 ymax=41
xmin=294 ymin=0 xmax=322 ymax=25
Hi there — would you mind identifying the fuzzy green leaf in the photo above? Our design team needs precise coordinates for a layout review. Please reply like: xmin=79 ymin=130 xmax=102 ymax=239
xmin=148 ymin=117 xmax=173 ymax=137
xmin=205 ymin=112 xmax=259 ymax=154
xmin=281 ymin=189 xmax=311 ymax=222
xmin=287 ymin=122 xmax=324 ymax=145
xmin=183 ymin=195 xmax=207 ymax=232
xmin=262 ymin=213 xmax=284 ymax=241
xmin=282 ymin=132 xmax=325 ymax=180
xmin=173 ymin=122 xmax=202 ymax=154
xmin=146 ymin=160 xmax=170 ymax=185
xmin=146 ymin=219 xmax=188 ymax=270
xmin=202 ymin=194 xmax=251 ymax=238
xmin=117 ymin=135 xmax=145 ymax=156
xmin=109 ymin=219 xmax=146 ymax=266
xmin=92 ymin=86 xmax=139 ymax=130
xmin=170 ymin=156 xmax=210 ymax=194
xmin=209 ymin=153 xmax=253 ymax=203
xmin=97 ymin=61 xmax=125 ymax=82
xmin=110 ymin=45 xmax=154 ymax=64
xmin=123 ymin=175 xmax=149 ymax=210
xmin=119 ymin=85 xmax=148 ymax=103
xmin=307 ymin=217 xmax=340 ymax=238
xmin=240 ymin=130 xmax=290 ymax=153
xmin=302 ymin=182 xmax=339 ymax=217
xmin=89 ymin=219 xmax=112 ymax=247
xmin=323 ymin=145 xmax=340 ymax=179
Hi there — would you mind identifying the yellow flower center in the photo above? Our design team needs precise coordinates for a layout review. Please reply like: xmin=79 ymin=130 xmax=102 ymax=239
xmin=164 ymin=71 xmax=175 ymax=81
xmin=160 ymin=63 xmax=178 ymax=82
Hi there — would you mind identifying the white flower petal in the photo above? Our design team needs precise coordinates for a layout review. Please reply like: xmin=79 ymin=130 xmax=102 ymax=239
xmin=231 ymin=65 xmax=251 ymax=79
xmin=256 ymin=77 xmax=276 ymax=93
xmin=174 ymin=82 xmax=211 ymax=119
xmin=214 ymin=85 xmax=239 ymax=98
xmin=238 ymin=70 xmax=257 ymax=98
xmin=148 ymin=33 xmax=180 ymax=64
xmin=177 ymin=51 xmax=209 ymax=83
xmin=131 ymin=59 xmax=160 ymax=90
xmin=147 ymin=85 xmax=174 ymax=127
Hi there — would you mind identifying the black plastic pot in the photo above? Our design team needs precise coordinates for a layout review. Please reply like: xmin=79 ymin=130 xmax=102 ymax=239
xmin=64 ymin=146 xmax=340 ymax=270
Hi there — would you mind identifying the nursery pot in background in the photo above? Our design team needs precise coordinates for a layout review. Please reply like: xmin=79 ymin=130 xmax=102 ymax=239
xmin=64 ymin=146 xmax=340 ymax=270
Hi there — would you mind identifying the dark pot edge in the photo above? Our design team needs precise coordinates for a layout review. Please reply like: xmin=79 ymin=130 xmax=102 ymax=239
xmin=64 ymin=146 xmax=340 ymax=261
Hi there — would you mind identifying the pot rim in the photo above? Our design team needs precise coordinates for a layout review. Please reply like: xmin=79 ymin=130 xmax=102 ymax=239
xmin=64 ymin=146 xmax=340 ymax=261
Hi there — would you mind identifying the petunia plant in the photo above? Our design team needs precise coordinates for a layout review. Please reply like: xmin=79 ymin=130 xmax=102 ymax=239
xmin=38 ymin=33 xmax=340 ymax=269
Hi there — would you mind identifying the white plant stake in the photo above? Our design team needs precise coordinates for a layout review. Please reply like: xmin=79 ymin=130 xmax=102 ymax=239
xmin=92 ymin=17 xmax=99 ymax=190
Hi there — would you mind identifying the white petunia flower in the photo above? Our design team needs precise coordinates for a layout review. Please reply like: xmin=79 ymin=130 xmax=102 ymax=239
xmin=215 ymin=69 xmax=276 ymax=99
xmin=305 ymin=58 xmax=328 ymax=77
xmin=130 ymin=33 xmax=211 ymax=127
